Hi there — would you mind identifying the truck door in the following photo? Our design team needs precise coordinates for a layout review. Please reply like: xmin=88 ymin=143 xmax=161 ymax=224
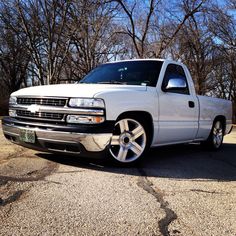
xmin=156 ymin=63 xmax=199 ymax=144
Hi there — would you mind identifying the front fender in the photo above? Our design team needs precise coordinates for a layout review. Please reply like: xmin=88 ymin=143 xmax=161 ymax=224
xmin=95 ymin=87 xmax=158 ymax=122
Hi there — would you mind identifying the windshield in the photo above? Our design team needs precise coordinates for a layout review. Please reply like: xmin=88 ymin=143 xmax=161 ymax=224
xmin=79 ymin=60 xmax=163 ymax=87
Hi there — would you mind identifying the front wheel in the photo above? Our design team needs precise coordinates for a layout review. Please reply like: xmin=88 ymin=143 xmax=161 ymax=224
xmin=109 ymin=118 xmax=149 ymax=164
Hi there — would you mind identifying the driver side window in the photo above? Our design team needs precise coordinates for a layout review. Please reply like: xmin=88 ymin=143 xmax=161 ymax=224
xmin=162 ymin=64 xmax=190 ymax=95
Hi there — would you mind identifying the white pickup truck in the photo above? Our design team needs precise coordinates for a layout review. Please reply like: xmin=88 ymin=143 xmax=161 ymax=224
xmin=2 ymin=59 xmax=233 ymax=165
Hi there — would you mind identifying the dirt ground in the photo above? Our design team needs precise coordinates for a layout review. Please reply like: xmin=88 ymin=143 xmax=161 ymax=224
xmin=0 ymin=125 xmax=235 ymax=236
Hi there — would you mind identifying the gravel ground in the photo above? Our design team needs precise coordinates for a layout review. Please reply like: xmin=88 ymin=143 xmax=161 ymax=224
xmin=0 ymin=125 xmax=235 ymax=236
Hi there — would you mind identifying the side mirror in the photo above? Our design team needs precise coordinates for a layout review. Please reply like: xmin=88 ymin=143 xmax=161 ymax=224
xmin=165 ymin=78 xmax=187 ymax=90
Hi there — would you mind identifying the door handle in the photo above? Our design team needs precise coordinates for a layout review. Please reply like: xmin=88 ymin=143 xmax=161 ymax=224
xmin=189 ymin=101 xmax=195 ymax=108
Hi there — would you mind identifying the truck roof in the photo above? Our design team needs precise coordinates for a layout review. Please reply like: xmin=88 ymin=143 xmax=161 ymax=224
xmin=106 ymin=58 xmax=183 ymax=66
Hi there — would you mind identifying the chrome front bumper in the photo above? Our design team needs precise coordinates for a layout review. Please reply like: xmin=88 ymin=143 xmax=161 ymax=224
xmin=2 ymin=122 xmax=113 ymax=156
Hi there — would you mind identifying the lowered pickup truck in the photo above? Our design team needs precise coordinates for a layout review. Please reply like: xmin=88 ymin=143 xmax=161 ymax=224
xmin=2 ymin=59 xmax=233 ymax=165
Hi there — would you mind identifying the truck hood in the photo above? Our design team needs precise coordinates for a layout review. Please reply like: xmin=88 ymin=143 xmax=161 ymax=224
xmin=12 ymin=84 xmax=147 ymax=98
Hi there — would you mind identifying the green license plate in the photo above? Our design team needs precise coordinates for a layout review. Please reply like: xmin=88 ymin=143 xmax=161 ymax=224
xmin=19 ymin=129 xmax=36 ymax=143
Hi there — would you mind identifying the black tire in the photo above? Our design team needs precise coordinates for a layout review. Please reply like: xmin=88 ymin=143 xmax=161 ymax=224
xmin=202 ymin=119 xmax=224 ymax=150
xmin=108 ymin=116 xmax=151 ymax=166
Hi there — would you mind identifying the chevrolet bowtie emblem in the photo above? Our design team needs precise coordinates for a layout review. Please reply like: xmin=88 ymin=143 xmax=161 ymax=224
xmin=27 ymin=104 xmax=40 ymax=113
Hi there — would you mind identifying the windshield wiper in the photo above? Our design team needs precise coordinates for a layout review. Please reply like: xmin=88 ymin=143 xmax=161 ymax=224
xmin=97 ymin=80 xmax=126 ymax=84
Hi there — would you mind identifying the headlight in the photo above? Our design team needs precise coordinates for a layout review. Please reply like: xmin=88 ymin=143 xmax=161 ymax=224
xmin=69 ymin=98 xmax=105 ymax=108
xmin=9 ymin=96 xmax=17 ymax=105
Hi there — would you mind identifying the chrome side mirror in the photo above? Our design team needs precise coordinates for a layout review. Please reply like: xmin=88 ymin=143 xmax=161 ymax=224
xmin=166 ymin=78 xmax=187 ymax=90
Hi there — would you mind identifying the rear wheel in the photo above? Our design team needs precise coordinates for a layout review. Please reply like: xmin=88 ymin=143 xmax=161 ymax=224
xmin=202 ymin=120 xmax=224 ymax=150
xmin=109 ymin=117 xmax=150 ymax=164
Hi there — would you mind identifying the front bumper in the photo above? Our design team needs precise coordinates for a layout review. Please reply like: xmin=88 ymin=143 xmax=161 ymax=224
xmin=2 ymin=117 xmax=114 ymax=158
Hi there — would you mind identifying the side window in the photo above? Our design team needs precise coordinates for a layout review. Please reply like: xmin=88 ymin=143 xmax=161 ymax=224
xmin=162 ymin=64 xmax=190 ymax=95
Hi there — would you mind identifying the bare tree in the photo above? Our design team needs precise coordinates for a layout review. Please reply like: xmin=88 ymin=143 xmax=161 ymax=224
xmin=64 ymin=0 xmax=120 ymax=81
xmin=208 ymin=3 xmax=236 ymax=120
xmin=0 ymin=1 xmax=30 ymax=115
xmin=0 ymin=2 xmax=30 ymax=93
xmin=113 ymin=0 xmax=207 ymax=58
xmin=112 ymin=0 xmax=158 ymax=58
xmin=0 ymin=0 xmax=235 ymax=123
xmin=170 ymin=4 xmax=215 ymax=94
xmin=15 ymin=0 xmax=71 ymax=84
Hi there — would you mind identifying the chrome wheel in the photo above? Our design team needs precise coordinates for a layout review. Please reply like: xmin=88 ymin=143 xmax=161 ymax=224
xmin=109 ymin=118 xmax=147 ymax=163
xmin=212 ymin=121 xmax=223 ymax=148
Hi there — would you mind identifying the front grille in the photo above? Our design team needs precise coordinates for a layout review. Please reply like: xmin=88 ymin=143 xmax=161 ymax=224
xmin=17 ymin=97 xmax=67 ymax=107
xmin=16 ymin=110 xmax=64 ymax=121
xmin=13 ymin=96 xmax=104 ymax=124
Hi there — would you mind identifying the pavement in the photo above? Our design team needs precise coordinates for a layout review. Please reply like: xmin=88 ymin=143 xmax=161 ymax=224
xmin=0 ymin=126 xmax=235 ymax=236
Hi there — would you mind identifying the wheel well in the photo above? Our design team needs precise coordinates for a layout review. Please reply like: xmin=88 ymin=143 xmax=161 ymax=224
xmin=214 ymin=115 xmax=226 ymax=134
xmin=116 ymin=111 xmax=154 ymax=142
